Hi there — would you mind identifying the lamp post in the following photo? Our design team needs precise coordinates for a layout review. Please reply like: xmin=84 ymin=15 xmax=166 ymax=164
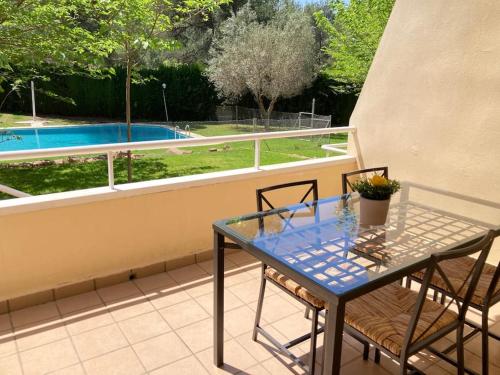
xmin=161 ymin=83 xmax=169 ymax=124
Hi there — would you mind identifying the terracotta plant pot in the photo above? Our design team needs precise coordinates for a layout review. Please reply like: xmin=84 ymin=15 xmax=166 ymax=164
xmin=359 ymin=196 xmax=390 ymax=226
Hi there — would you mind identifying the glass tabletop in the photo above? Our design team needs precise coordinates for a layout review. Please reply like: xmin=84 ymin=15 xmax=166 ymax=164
xmin=215 ymin=191 xmax=495 ymax=297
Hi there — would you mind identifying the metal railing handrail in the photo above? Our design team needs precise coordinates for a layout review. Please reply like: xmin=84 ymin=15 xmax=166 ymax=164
xmin=0 ymin=126 xmax=354 ymax=161
xmin=0 ymin=126 xmax=355 ymax=193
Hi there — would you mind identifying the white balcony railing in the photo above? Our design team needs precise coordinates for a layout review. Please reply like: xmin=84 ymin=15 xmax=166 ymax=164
xmin=0 ymin=126 xmax=355 ymax=196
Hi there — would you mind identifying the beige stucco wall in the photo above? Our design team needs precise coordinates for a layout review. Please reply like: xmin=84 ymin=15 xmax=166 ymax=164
xmin=349 ymin=0 xmax=500 ymax=258
xmin=0 ymin=159 xmax=356 ymax=300
xmin=350 ymin=0 xmax=500 ymax=199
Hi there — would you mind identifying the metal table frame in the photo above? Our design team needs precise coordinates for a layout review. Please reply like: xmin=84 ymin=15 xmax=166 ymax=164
xmin=212 ymin=185 xmax=499 ymax=375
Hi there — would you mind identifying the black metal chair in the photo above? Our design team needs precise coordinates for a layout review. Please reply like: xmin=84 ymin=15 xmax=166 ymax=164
xmin=343 ymin=231 xmax=495 ymax=375
xmin=407 ymin=250 xmax=499 ymax=374
xmin=342 ymin=167 xmax=389 ymax=195
xmin=252 ymin=180 xmax=322 ymax=374
xmin=252 ymin=180 xmax=369 ymax=374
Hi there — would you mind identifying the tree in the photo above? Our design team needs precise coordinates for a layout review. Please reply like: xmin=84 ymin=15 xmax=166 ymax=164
xmin=0 ymin=0 xmax=107 ymax=107
xmin=315 ymin=0 xmax=394 ymax=92
xmin=207 ymin=5 xmax=317 ymax=121
xmin=98 ymin=0 xmax=228 ymax=182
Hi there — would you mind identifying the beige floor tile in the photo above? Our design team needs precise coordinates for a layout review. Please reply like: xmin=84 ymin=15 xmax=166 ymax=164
xmin=196 ymin=290 xmax=245 ymax=316
xmin=466 ymin=332 xmax=500 ymax=367
xmin=341 ymin=356 xmax=391 ymax=375
xmin=106 ymin=296 xmax=155 ymax=322
xmin=63 ymin=306 xmax=115 ymax=336
xmin=257 ymin=294 xmax=299 ymax=324
xmin=227 ymin=278 xmax=269 ymax=304
xmin=0 ymin=354 xmax=22 ymax=375
xmin=224 ymin=269 xmax=255 ymax=288
xmin=56 ymin=291 xmax=103 ymax=315
xmin=118 ymin=311 xmax=170 ymax=344
xmin=0 ymin=315 xmax=12 ymax=332
xmin=225 ymin=251 xmax=259 ymax=267
xmin=241 ymin=363 xmax=271 ymax=374
xmin=424 ymin=363 xmax=455 ymax=375
xmin=224 ymin=305 xmax=259 ymax=337
xmin=146 ymin=286 xmax=192 ymax=310
xmin=0 ymin=331 xmax=17 ymax=358
xmin=271 ymin=311 xmax=311 ymax=341
xmin=19 ymin=338 xmax=79 ymax=375
xmin=150 ymin=355 xmax=209 ymax=375
xmin=197 ymin=339 xmax=257 ymax=374
xmin=50 ymin=364 xmax=86 ymax=375
xmin=97 ymin=281 xmax=142 ymax=303
xmin=235 ymin=326 xmax=286 ymax=363
xmin=159 ymin=299 xmax=209 ymax=329
xmin=83 ymin=346 xmax=145 ymax=375
xmin=176 ymin=317 xmax=231 ymax=353
xmin=310 ymin=341 xmax=361 ymax=368
xmin=260 ymin=351 xmax=307 ymax=375
xmin=183 ymin=278 xmax=214 ymax=298
xmin=133 ymin=331 xmax=191 ymax=371
xmin=168 ymin=264 xmax=209 ymax=285
xmin=133 ymin=272 xmax=177 ymax=293
xmin=198 ymin=258 xmax=237 ymax=275
xmin=72 ymin=324 xmax=128 ymax=360
xmin=15 ymin=320 xmax=68 ymax=351
xmin=428 ymin=348 xmax=499 ymax=375
xmin=10 ymin=302 xmax=60 ymax=328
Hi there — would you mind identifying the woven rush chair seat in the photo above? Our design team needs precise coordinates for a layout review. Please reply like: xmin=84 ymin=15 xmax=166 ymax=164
xmin=412 ymin=257 xmax=500 ymax=306
xmin=345 ymin=283 xmax=457 ymax=356
xmin=265 ymin=268 xmax=325 ymax=309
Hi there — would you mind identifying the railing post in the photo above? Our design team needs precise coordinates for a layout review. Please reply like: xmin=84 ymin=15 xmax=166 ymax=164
xmin=107 ymin=151 xmax=114 ymax=189
xmin=254 ymin=139 xmax=261 ymax=169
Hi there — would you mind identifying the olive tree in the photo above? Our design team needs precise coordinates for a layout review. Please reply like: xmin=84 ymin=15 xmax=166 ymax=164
xmin=207 ymin=5 xmax=317 ymax=120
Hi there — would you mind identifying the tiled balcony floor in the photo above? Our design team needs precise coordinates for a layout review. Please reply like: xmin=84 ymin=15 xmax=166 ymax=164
xmin=0 ymin=251 xmax=498 ymax=374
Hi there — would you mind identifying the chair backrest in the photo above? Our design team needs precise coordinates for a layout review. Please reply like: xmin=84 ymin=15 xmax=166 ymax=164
xmin=342 ymin=167 xmax=389 ymax=195
xmin=256 ymin=180 xmax=319 ymax=212
xmin=402 ymin=231 xmax=495 ymax=356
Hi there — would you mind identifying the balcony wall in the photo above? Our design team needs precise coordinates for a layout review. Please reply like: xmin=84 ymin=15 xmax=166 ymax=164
xmin=350 ymin=0 xmax=500 ymax=203
xmin=349 ymin=0 xmax=500 ymax=256
xmin=0 ymin=156 xmax=356 ymax=302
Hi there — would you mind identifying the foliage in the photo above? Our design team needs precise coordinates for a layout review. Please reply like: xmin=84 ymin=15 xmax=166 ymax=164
xmin=0 ymin=0 xmax=110 ymax=108
xmin=315 ymin=0 xmax=395 ymax=92
xmin=2 ymin=65 xmax=218 ymax=121
xmin=351 ymin=175 xmax=400 ymax=200
xmin=207 ymin=4 xmax=317 ymax=119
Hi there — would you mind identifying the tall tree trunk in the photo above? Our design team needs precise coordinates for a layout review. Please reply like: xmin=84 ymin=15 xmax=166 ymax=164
xmin=266 ymin=98 xmax=277 ymax=130
xmin=126 ymin=54 xmax=132 ymax=183
xmin=256 ymin=95 xmax=267 ymax=130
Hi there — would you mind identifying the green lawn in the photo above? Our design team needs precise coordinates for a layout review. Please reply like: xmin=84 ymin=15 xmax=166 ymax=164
xmin=0 ymin=114 xmax=347 ymax=199
xmin=0 ymin=113 xmax=96 ymax=128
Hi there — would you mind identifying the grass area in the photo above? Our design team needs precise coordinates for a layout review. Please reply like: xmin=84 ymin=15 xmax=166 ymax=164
xmin=0 ymin=115 xmax=348 ymax=199
xmin=0 ymin=113 xmax=95 ymax=128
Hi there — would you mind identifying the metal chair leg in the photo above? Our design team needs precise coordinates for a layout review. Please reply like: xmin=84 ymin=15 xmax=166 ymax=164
xmin=304 ymin=307 xmax=311 ymax=320
xmin=375 ymin=348 xmax=381 ymax=363
xmin=405 ymin=277 xmax=411 ymax=289
xmin=457 ymin=323 xmax=465 ymax=375
xmin=308 ymin=308 xmax=319 ymax=375
xmin=252 ymin=266 xmax=267 ymax=341
xmin=482 ymin=307 xmax=489 ymax=375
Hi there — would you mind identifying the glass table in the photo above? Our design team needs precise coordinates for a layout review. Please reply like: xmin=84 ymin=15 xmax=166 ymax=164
xmin=212 ymin=182 xmax=500 ymax=374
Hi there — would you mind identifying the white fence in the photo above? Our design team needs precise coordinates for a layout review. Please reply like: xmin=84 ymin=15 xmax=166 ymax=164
xmin=0 ymin=126 xmax=354 ymax=197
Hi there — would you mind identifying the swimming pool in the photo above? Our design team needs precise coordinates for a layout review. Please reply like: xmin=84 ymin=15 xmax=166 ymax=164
xmin=0 ymin=123 xmax=187 ymax=152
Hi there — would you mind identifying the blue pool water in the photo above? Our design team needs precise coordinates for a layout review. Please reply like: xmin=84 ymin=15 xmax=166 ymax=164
xmin=0 ymin=123 xmax=187 ymax=152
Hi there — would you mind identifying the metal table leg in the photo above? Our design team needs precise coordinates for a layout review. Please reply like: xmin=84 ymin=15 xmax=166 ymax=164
xmin=213 ymin=231 xmax=225 ymax=366
xmin=322 ymin=300 xmax=345 ymax=375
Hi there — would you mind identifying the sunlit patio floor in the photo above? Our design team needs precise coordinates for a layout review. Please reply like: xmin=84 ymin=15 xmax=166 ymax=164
xmin=0 ymin=250 xmax=498 ymax=374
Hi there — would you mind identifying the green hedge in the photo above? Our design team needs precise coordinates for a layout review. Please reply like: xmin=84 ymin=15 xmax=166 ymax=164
xmin=3 ymin=65 xmax=219 ymax=121
xmin=2 ymin=67 xmax=357 ymax=124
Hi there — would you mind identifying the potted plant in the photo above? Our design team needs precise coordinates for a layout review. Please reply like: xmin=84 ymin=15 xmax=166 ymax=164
xmin=351 ymin=175 xmax=400 ymax=226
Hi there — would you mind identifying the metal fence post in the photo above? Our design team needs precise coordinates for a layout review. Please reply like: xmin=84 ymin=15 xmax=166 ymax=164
xmin=253 ymin=118 xmax=257 ymax=133
xmin=107 ymin=151 xmax=115 ymax=189
xmin=254 ymin=139 xmax=260 ymax=169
